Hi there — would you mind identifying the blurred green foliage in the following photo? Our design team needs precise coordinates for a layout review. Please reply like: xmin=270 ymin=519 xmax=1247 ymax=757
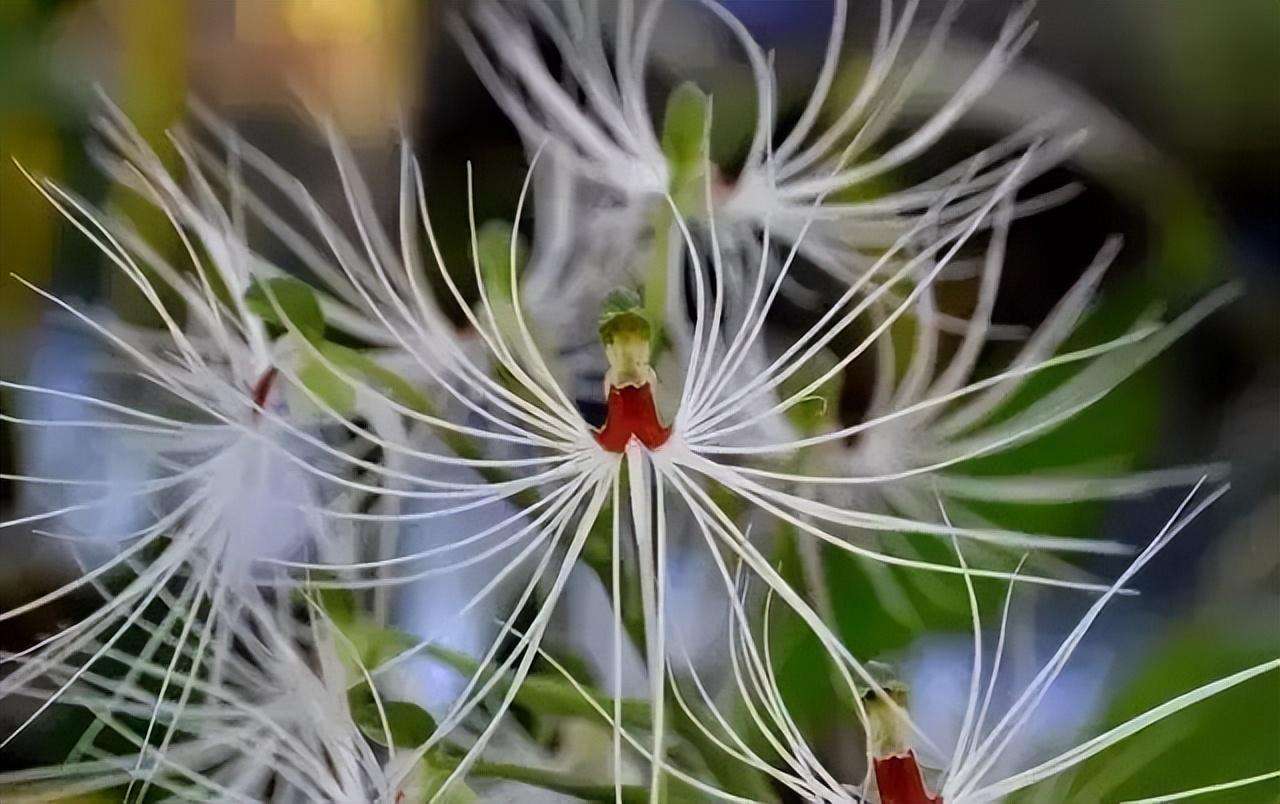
xmin=1047 ymin=621 xmax=1280 ymax=802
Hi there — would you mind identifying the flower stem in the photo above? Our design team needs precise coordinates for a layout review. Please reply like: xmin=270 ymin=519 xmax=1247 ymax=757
xmin=432 ymin=753 xmax=651 ymax=802
xmin=643 ymin=202 xmax=673 ymax=355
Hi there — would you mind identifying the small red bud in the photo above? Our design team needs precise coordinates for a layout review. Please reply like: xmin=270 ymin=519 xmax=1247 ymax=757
xmin=251 ymin=367 xmax=279 ymax=418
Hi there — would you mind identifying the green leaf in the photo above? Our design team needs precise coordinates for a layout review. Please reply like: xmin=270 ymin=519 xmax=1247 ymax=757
xmin=338 ymin=622 xmax=417 ymax=675
xmin=315 ymin=587 xmax=357 ymax=626
xmin=307 ymin=585 xmax=418 ymax=672
xmin=1033 ymin=625 xmax=1280 ymax=802
xmin=660 ymin=81 xmax=711 ymax=195
xmin=360 ymin=626 xmax=419 ymax=671
xmin=297 ymin=356 xmax=355 ymax=415
xmin=245 ymin=277 xmax=325 ymax=342
xmin=318 ymin=341 xmax=434 ymax=415
xmin=425 ymin=645 xmax=652 ymax=727
xmin=351 ymin=695 xmax=438 ymax=749
xmin=414 ymin=761 xmax=480 ymax=804
xmin=776 ymin=345 xmax=841 ymax=436
xmin=476 ymin=219 xmax=526 ymax=301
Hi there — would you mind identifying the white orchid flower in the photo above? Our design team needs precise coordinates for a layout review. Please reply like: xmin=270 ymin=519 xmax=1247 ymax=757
xmin=257 ymin=111 xmax=1241 ymax=800
xmin=455 ymin=0 xmax=1078 ymax=290
xmin=0 ymin=593 xmax=415 ymax=802
xmin=794 ymin=199 xmax=1229 ymax=627
xmin=0 ymin=101 xmax=481 ymax=770
xmin=674 ymin=480 xmax=1278 ymax=803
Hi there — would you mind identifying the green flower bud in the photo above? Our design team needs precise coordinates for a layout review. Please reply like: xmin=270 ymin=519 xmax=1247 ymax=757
xmin=598 ymin=289 xmax=655 ymax=389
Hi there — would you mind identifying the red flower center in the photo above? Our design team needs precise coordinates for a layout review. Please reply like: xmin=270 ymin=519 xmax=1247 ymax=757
xmin=874 ymin=750 xmax=941 ymax=804
xmin=594 ymin=383 xmax=671 ymax=453
xmin=251 ymin=367 xmax=279 ymax=419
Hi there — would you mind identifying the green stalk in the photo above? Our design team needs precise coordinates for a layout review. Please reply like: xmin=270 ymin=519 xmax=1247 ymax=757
xmin=464 ymin=757 xmax=652 ymax=801
xmin=643 ymin=202 xmax=674 ymax=354
xmin=435 ymin=753 xmax=712 ymax=802
xmin=646 ymin=80 xmax=711 ymax=355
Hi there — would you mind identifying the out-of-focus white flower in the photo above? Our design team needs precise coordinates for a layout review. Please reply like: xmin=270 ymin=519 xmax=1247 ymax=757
xmin=456 ymin=0 xmax=1078 ymax=288
xmin=0 ymin=101 xmax=467 ymax=764
xmin=0 ymin=599 xmax=405 ymax=802
xmin=794 ymin=203 xmax=1229 ymax=625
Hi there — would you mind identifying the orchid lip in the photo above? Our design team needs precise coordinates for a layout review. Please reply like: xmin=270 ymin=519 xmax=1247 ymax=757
xmin=594 ymin=381 xmax=672 ymax=453
xmin=874 ymin=750 xmax=941 ymax=804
